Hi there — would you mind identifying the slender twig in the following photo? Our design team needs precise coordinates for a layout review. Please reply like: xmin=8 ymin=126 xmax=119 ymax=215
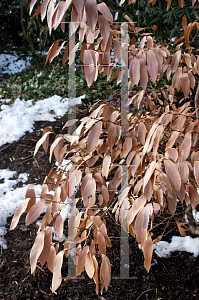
xmin=136 ymin=289 xmax=153 ymax=300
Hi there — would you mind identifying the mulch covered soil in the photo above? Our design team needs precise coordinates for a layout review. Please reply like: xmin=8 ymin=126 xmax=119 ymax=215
xmin=1 ymin=99 xmax=199 ymax=300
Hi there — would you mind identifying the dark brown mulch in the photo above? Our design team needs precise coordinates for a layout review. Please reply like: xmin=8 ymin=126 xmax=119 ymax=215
xmin=1 ymin=101 xmax=199 ymax=300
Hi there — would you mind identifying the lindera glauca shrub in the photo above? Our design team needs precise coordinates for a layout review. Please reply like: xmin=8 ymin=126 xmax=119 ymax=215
xmin=10 ymin=0 xmax=199 ymax=295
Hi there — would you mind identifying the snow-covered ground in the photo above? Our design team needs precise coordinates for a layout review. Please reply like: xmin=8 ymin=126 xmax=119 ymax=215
xmin=0 ymin=52 xmax=32 ymax=75
xmin=0 ymin=94 xmax=84 ymax=146
xmin=1 ymin=52 xmax=199 ymax=259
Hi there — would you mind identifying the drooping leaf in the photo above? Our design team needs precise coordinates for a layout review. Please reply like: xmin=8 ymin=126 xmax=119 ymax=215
xmin=30 ymin=231 xmax=45 ymax=274
xmin=98 ymin=15 xmax=110 ymax=42
xmin=52 ymin=250 xmax=65 ymax=292
xmin=54 ymin=214 xmax=63 ymax=239
xmin=171 ymin=50 xmax=181 ymax=73
xmin=34 ymin=131 xmax=52 ymax=156
xmin=189 ymin=183 xmax=199 ymax=210
xmin=128 ymin=195 xmax=147 ymax=225
xmin=82 ymin=176 xmax=96 ymax=207
xmin=39 ymin=227 xmax=52 ymax=266
xmin=25 ymin=184 xmax=36 ymax=214
xmin=73 ymin=0 xmax=85 ymax=15
xmin=97 ymin=3 xmax=113 ymax=23
xmin=85 ymin=0 xmax=98 ymax=32
xmin=47 ymin=245 xmax=56 ymax=273
xmin=147 ymin=49 xmax=158 ymax=82
xmin=179 ymin=132 xmax=191 ymax=160
xmin=96 ymin=231 xmax=106 ymax=255
xmin=87 ymin=121 xmax=102 ymax=153
xmin=139 ymin=58 xmax=148 ymax=90
xmin=102 ymin=155 xmax=111 ymax=178
xmin=129 ymin=57 xmax=140 ymax=86
xmin=143 ymin=236 xmax=153 ymax=272
xmin=85 ymin=252 xmax=95 ymax=278
xmin=25 ymin=200 xmax=45 ymax=226
xmin=53 ymin=0 xmax=72 ymax=30
xmin=10 ymin=198 xmax=30 ymax=231
xmin=164 ymin=160 xmax=181 ymax=193
xmin=84 ymin=49 xmax=96 ymax=87
xmin=100 ymin=255 xmax=111 ymax=293
xmin=76 ymin=246 xmax=89 ymax=276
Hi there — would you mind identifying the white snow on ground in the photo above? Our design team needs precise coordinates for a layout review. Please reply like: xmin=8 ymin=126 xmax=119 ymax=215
xmin=153 ymin=236 xmax=199 ymax=258
xmin=0 ymin=53 xmax=32 ymax=75
xmin=0 ymin=94 xmax=85 ymax=146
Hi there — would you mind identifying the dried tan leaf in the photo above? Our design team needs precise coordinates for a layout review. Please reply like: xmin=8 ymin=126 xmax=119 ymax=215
xmin=139 ymin=58 xmax=148 ymax=90
xmin=91 ymin=215 xmax=103 ymax=227
xmin=164 ymin=160 xmax=181 ymax=193
xmin=143 ymin=236 xmax=153 ymax=272
xmin=76 ymin=246 xmax=89 ymax=276
xmin=131 ymin=154 xmax=140 ymax=177
xmin=47 ymin=0 xmax=55 ymax=34
xmin=34 ymin=131 xmax=52 ymax=156
xmin=102 ymin=155 xmax=111 ymax=178
xmin=126 ymin=151 xmax=136 ymax=166
xmin=50 ymin=136 xmax=64 ymax=164
xmin=10 ymin=198 xmax=30 ymax=231
xmin=52 ymin=250 xmax=65 ymax=292
xmin=39 ymin=227 xmax=52 ymax=266
xmin=92 ymin=255 xmax=99 ymax=294
xmin=42 ymin=126 xmax=52 ymax=153
xmin=153 ymin=125 xmax=164 ymax=156
xmin=85 ymin=0 xmax=98 ymax=32
xmin=25 ymin=184 xmax=36 ymax=214
xmin=54 ymin=214 xmax=63 ymax=239
xmin=98 ymin=15 xmax=110 ymax=42
xmin=30 ymin=231 xmax=45 ymax=274
xmin=129 ymin=57 xmax=140 ymax=85
xmin=101 ymin=185 xmax=109 ymax=205
xmin=171 ymin=115 xmax=186 ymax=131
xmin=167 ymin=148 xmax=178 ymax=162
xmin=180 ymin=73 xmax=190 ymax=98
xmin=26 ymin=200 xmax=45 ymax=226
xmin=84 ymin=49 xmax=96 ymax=87
xmin=147 ymin=49 xmax=158 ymax=82
xmin=97 ymin=3 xmax=113 ymax=24
xmin=53 ymin=0 xmax=72 ymax=30
xmin=134 ymin=207 xmax=147 ymax=244
xmin=143 ymin=161 xmax=157 ymax=191
xmin=189 ymin=183 xmax=199 ymax=210
xmin=47 ymin=245 xmax=56 ymax=273
xmin=128 ymin=195 xmax=147 ymax=225
xmin=121 ymin=137 xmax=132 ymax=158
xmin=73 ymin=0 xmax=85 ymax=15
xmin=82 ymin=177 xmax=96 ymax=208
xmin=179 ymin=132 xmax=191 ymax=160
xmin=69 ymin=42 xmax=80 ymax=66
xmin=96 ymin=231 xmax=106 ymax=255
xmin=138 ymin=122 xmax=146 ymax=145
xmin=171 ymin=50 xmax=181 ymax=73
xmin=85 ymin=252 xmax=95 ymax=278
xmin=176 ymin=221 xmax=188 ymax=237
xmin=100 ymin=255 xmax=111 ymax=293
xmin=87 ymin=121 xmax=102 ymax=153
xmin=166 ymin=131 xmax=180 ymax=148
